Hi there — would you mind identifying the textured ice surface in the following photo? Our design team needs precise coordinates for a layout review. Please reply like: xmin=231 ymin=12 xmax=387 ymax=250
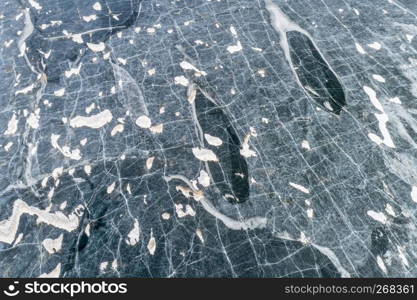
xmin=0 ymin=0 xmax=417 ymax=277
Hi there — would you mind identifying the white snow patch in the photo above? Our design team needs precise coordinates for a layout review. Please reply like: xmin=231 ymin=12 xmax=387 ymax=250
xmin=84 ymin=165 xmax=92 ymax=175
xmin=150 ymin=124 xmax=163 ymax=134
xmin=71 ymin=34 xmax=83 ymax=44
xmin=4 ymin=142 xmax=13 ymax=152
xmin=363 ymin=86 xmax=384 ymax=111
xmin=147 ymin=232 xmax=156 ymax=255
xmin=299 ymin=232 xmax=309 ymax=244
xmin=0 ymin=199 xmax=82 ymax=244
xmin=227 ymin=41 xmax=243 ymax=54
xmin=106 ymin=182 xmax=116 ymax=194
xmin=197 ymin=170 xmax=210 ymax=187
xmin=179 ymin=61 xmax=207 ymax=76
xmin=126 ymin=219 xmax=140 ymax=246
xmin=117 ymin=57 xmax=127 ymax=65
xmin=42 ymin=234 xmax=63 ymax=254
xmin=204 ymin=134 xmax=223 ymax=146
xmin=289 ymin=182 xmax=310 ymax=194
xmin=230 ymin=26 xmax=238 ymax=36
xmin=368 ymin=42 xmax=382 ymax=50
xmin=111 ymin=260 xmax=118 ymax=271
xmin=363 ymin=86 xmax=395 ymax=148
xmin=367 ymin=210 xmax=387 ymax=224
xmin=192 ymin=147 xmax=218 ymax=162
xmin=5 ymin=114 xmax=18 ymax=135
xmin=54 ymin=88 xmax=65 ymax=97
xmin=411 ymin=186 xmax=417 ymax=203
xmin=175 ymin=204 xmax=196 ymax=218
xmin=82 ymin=15 xmax=97 ymax=22
xmin=99 ymin=262 xmax=108 ymax=272
xmin=65 ymin=64 xmax=82 ymax=78
xmin=135 ymin=115 xmax=152 ymax=128
xmin=301 ymin=140 xmax=311 ymax=150
xmin=85 ymin=103 xmax=96 ymax=114
xmin=406 ymin=34 xmax=414 ymax=43
xmin=196 ymin=229 xmax=204 ymax=243
xmin=69 ymin=110 xmax=113 ymax=129
xmin=372 ymin=74 xmax=386 ymax=83
xmin=92 ymin=2 xmax=102 ymax=10
xmin=146 ymin=157 xmax=155 ymax=170
xmin=110 ymin=124 xmax=124 ymax=136
xmin=27 ymin=111 xmax=40 ymax=129
xmin=28 ymin=0 xmax=42 ymax=10
xmin=15 ymin=84 xmax=35 ymax=95
xmin=388 ymin=97 xmax=401 ymax=104
xmin=385 ymin=203 xmax=396 ymax=216
xmin=174 ymin=76 xmax=189 ymax=86
xmin=355 ymin=43 xmax=366 ymax=54
xmin=87 ymin=42 xmax=105 ymax=52
xmin=376 ymin=256 xmax=388 ymax=274
xmin=39 ymin=263 xmax=61 ymax=278
xmin=51 ymin=134 xmax=82 ymax=160
xmin=240 ymin=134 xmax=257 ymax=158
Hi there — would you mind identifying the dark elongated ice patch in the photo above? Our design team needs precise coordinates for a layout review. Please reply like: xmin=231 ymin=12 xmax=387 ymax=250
xmin=190 ymin=85 xmax=249 ymax=204
xmin=265 ymin=0 xmax=346 ymax=114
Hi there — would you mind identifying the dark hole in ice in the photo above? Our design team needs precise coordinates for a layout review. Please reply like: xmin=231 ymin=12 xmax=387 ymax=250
xmin=194 ymin=90 xmax=249 ymax=204
xmin=77 ymin=232 xmax=89 ymax=252
xmin=287 ymin=31 xmax=346 ymax=114
xmin=371 ymin=226 xmax=389 ymax=256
